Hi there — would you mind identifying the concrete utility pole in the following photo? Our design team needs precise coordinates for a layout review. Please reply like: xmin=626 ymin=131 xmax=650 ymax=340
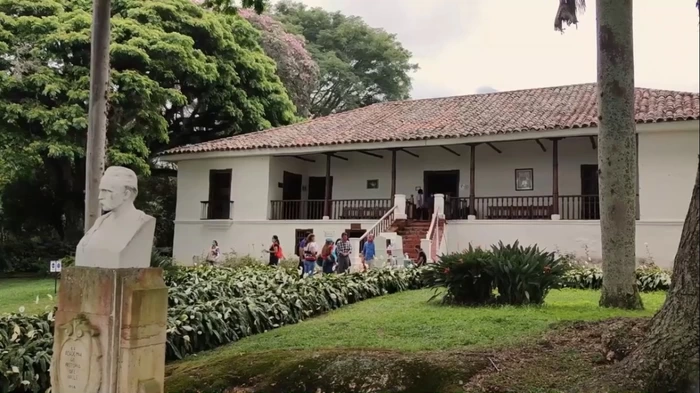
xmin=84 ymin=0 xmax=112 ymax=233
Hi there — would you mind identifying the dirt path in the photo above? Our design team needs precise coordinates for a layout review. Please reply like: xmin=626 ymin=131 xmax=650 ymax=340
xmin=165 ymin=318 xmax=650 ymax=393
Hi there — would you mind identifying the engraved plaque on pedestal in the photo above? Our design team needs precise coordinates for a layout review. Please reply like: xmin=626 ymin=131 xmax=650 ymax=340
xmin=52 ymin=315 xmax=102 ymax=393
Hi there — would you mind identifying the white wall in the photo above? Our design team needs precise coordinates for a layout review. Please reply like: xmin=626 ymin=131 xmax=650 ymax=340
xmin=445 ymin=220 xmax=682 ymax=269
xmin=176 ymin=156 xmax=271 ymax=221
xmin=639 ymin=129 xmax=699 ymax=220
xmin=172 ymin=220 xmax=374 ymax=264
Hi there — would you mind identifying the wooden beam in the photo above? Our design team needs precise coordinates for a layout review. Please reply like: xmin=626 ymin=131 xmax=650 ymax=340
xmin=469 ymin=144 xmax=476 ymax=216
xmin=324 ymin=154 xmax=332 ymax=217
xmin=441 ymin=146 xmax=460 ymax=156
xmin=391 ymin=149 xmax=397 ymax=200
xmin=398 ymin=148 xmax=419 ymax=158
xmin=535 ymin=139 xmax=547 ymax=152
xmin=329 ymin=153 xmax=348 ymax=161
xmin=552 ymin=139 xmax=559 ymax=216
xmin=293 ymin=156 xmax=315 ymax=163
xmin=589 ymin=136 xmax=597 ymax=149
xmin=356 ymin=150 xmax=384 ymax=159
xmin=486 ymin=143 xmax=502 ymax=154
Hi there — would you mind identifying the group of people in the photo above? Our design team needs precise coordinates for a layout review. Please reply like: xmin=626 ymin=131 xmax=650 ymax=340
xmin=296 ymin=231 xmax=361 ymax=276
xmin=207 ymin=232 xmax=429 ymax=272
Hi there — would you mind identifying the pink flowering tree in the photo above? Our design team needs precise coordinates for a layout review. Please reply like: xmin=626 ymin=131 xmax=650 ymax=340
xmin=238 ymin=9 xmax=319 ymax=117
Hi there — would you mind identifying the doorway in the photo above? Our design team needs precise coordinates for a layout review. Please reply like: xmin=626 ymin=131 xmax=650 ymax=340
xmin=580 ymin=165 xmax=600 ymax=219
xmin=308 ymin=176 xmax=333 ymax=219
xmin=424 ymin=170 xmax=460 ymax=217
xmin=282 ymin=171 xmax=302 ymax=219
xmin=207 ymin=169 xmax=232 ymax=219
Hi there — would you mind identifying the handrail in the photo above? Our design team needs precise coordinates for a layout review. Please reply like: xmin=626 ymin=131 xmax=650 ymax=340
xmin=425 ymin=212 xmax=438 ymax=240
xmin=359 ymin=205 xmax=398 ymax=242
xmin=426 ymin=212 xmax=440 ymax=262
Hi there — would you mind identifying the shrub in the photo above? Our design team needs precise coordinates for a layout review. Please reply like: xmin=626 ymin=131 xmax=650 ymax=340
xmin=636 ymin=265 xmax=671 ymax=292
xmin=561 ymin=264 xmax=671 ymax=292
xmin=561 ymin=266 xmax=603 ymax=289
xmin=486 ymin=241 xmax=567 ymax=306
xmin=0 ymin=265 xmax=423 ymax=392
xmin=423 ymin=245 xmax=493 ymax=305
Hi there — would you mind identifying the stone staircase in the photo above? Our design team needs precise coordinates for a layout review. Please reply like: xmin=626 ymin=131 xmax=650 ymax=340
xmin=391 ymin=219 xmax=447 ymax=260
xmin=392 ymin=220 xmax=432 ymax=260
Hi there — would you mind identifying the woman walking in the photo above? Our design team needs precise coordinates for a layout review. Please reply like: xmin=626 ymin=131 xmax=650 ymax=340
xmin=321 ymin=238 xmax=336 ymax=274
xmin=302 ymin=233 xmax=318 ymax=277
xmin=264 ymin=235 xmax=283 ymax=266
xmin=206 ymin=240 xmax=220 ymax=266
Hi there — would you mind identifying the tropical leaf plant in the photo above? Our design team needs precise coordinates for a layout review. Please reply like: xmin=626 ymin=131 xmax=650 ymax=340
xmin=485 ymin=240 xmax=567 ymax=306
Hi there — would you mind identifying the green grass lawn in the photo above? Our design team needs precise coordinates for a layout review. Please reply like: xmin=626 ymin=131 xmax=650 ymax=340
xmin=166 ymin=288 xmax=666 ymax=393
xmin=193 ymin=288 xmax=666 ymax=355
xmin=0 ymin=278 xmax=58 ymax=315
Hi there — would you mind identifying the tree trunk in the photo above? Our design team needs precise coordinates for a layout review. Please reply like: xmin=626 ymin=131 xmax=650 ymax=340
xmin=84 ymin=0 xmax=111 ymax=233
xmin=620 ymin=162 xmax=700 ymax=393
xmin=595 ymin=0 xmax=643 ymax=309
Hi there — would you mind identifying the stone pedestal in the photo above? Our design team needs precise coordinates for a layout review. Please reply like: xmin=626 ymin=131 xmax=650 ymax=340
xmin=51 ymin=267 xmax=168 ymax=393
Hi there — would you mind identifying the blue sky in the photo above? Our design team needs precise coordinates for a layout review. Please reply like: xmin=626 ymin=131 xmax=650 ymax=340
xmin=290 ymin=0 xmax=700 ymax=99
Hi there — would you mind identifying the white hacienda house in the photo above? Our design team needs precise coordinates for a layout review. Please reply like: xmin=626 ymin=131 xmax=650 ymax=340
xmin=161 ymin=84 xmax=699 ymax=269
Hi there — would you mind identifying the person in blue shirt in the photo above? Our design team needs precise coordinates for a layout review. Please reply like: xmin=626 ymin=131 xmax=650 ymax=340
xmin=362 ymin=233 xmax=376 ymax=270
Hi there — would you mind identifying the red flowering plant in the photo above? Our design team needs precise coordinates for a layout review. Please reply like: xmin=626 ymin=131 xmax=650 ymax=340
xmin=421 ymin=245 xmax=494 ymax=305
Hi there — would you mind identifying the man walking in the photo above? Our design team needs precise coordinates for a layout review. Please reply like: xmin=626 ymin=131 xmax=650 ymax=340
xmin=362 ymin=233 xmax=376 ymax=270
xmin=336 ymin=232 xmax=352 ymax=273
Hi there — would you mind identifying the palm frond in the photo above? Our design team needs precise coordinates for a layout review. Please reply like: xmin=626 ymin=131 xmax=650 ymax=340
xmin=554 ymin=0 xmax=586 ymax=33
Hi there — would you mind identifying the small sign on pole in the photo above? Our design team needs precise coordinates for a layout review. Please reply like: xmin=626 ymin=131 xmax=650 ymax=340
xmin=49 ymin=260 xmax=61 ymax=294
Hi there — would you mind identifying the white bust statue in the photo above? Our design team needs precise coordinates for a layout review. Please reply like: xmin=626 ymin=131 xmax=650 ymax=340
xmin=75 ymin=166 xmax=156 ymax=269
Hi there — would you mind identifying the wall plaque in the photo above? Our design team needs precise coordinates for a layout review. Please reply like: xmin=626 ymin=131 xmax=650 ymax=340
xmin=53 ymin=315 xmax=102 ymax=393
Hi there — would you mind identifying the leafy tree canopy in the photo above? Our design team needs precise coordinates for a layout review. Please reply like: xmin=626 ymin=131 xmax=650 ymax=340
xmin=239 ymin=8 xmax=319 ymax=117
xmin=0 ymin=0 xmax=295 ymax=240
xmin=272 ymin=1 xmax=419 ymax=117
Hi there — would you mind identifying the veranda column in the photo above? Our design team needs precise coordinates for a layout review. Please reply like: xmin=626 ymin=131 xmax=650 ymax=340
xmin=551 ymin=138 xmax=561 ymax=220
xmin=390 ymin=149 xmax=397 ymax=201
xmin=469 ymin=144 xmax=477 ymax=219
xmin=323 ymin=153 xmax=332 ymax=219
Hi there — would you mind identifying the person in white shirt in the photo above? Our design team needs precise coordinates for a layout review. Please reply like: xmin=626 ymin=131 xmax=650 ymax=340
xmin=386 ymin=239 xmax=396 ymax=268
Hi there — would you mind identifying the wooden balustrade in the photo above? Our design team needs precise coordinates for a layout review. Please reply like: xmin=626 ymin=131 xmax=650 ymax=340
xmin=270 ymin=199 xmax=392 ymax=220
xmin=444 ymin=195 xmax=600 ymax=220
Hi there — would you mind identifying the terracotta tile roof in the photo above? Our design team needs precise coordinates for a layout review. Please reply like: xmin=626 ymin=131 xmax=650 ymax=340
xmin=163 ymin=83 xmax=699 ymax=155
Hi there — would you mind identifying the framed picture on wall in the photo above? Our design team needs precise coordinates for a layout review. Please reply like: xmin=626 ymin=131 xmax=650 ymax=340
xmin=514 ymin=168 xmax=534 ymax=191
xmin=366 ymin=179 xmax=379 ymax=189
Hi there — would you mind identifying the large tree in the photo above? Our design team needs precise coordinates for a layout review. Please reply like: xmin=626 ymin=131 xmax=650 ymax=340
xmin=555 ymin=0 xmax=643 ymax=310
xmin=557 ymin=0 xmax=699 ymax=390
xmin=0 ymin=0 xmax=295 ymax=241
xmin=272 ymin=1 xmax=418 ymax=117
xmin=238 ymin=8 xmax=320 ymax=117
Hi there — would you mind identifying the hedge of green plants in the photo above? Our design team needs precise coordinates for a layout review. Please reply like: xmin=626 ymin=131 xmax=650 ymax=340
xmin=0 ymin=265 xmax=423 ymax=393
xmin=561 ymin=264 xmax=671 ymax=292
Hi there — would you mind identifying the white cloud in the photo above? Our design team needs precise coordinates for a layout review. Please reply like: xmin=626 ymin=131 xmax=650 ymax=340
xmin=284 ymin=0 xmax=700 ymax=99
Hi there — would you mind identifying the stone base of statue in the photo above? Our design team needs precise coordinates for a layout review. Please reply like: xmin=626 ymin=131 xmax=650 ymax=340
xmin=51 ymin=267 xmax=168 ymax=393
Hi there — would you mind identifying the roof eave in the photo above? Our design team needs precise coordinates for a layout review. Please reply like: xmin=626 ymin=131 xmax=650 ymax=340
xmin=160 ymin=119 xmax=698 ymax=162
